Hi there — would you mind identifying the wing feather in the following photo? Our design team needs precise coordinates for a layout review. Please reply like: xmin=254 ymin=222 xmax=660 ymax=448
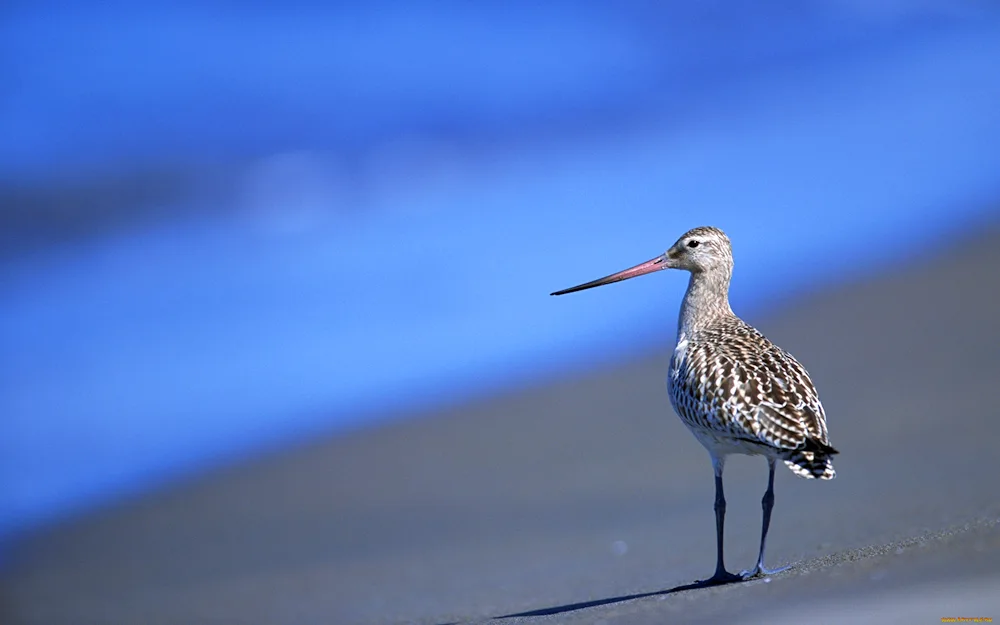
xmin=671 ymin=319 xmax=836 ymax=454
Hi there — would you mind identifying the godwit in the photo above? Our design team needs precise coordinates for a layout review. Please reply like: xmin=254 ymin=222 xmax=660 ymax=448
xmin=552 ymin=226 xmax=837 ymax=585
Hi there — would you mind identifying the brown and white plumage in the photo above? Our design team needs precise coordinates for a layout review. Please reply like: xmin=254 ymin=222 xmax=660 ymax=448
xmin=553 ymin=225 xmax=837 ymax=585
xmin=670 ymin=316 xmax=837 ymax=480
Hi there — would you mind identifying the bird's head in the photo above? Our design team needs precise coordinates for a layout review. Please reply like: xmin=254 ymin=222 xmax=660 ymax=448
xmin=551 ymin=226 xmax=733 ymax=296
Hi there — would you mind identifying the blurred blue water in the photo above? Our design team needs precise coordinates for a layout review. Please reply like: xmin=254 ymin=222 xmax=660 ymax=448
xmin=1 ymin=2 xmax=990 ymax=180
xmin=2 ymin=3 xmax=1000 ymax=541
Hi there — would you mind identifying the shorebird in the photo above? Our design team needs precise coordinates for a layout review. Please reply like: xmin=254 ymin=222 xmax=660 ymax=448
xmin=552 ymin=226 xmax=837 ymax=585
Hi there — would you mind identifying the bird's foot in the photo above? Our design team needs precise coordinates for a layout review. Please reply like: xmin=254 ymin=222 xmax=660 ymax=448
xmin=739 ymin=563 xmax=791 ymax=580
xmin=694 ymin=569 xmax=745 ymax=587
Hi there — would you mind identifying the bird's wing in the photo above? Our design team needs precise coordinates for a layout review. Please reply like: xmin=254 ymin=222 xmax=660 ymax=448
xmin=742 ymin=346 xmax=832 ymax=451
xmin=704 ymin=327 xmax=833 ymax=452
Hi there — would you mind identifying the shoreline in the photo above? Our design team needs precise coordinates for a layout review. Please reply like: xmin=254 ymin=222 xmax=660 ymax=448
xmin=3 ymin=221 xmax=1000 ymax=624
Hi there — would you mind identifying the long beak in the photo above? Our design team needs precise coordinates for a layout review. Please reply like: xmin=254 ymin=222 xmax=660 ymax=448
xmin=551 ymin=253 xmax=670 ymax=296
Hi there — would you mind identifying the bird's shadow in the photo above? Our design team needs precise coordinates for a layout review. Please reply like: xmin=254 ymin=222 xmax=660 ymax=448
xmin=496 ymin=577 xmax=743 ymax=618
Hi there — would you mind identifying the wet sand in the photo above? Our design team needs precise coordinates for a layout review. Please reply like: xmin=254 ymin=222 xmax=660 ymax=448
xmin=3 ymin=223 xmax=1000 ymax=624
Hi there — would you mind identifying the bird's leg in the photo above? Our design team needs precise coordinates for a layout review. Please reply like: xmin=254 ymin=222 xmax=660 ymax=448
xmin=741 ymin=458 xmax=791 ymax=579
xmin=696 ymin=456 xmax=742 ymax=585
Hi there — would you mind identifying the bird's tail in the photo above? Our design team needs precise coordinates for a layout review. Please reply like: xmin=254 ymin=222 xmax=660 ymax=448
xmin=783 ymin=440 xmax=838 ymax=480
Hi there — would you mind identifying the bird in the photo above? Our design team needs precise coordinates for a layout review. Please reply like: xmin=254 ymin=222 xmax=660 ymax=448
xmin=551 ymin=226 xmax=837 ymax=585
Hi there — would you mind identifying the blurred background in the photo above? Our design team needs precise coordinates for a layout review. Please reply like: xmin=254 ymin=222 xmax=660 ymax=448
xmin=3 ymin=0 xmax=1000 ymax=548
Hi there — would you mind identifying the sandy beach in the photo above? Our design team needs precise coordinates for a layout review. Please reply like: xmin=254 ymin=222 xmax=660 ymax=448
xmin=3 ymin=222 xmax=999 ymax=625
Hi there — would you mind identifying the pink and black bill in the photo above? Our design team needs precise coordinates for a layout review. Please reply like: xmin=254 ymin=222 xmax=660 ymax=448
xmin=551 ymin=253 xmax=670 ymax=296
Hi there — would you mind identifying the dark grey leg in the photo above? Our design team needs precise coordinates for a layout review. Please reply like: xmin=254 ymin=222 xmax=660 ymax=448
xmin=713 ymin=464 xmax=728 ymax=575
xmin=742 ymin=458 xmax=790 ymax=578
xmin=698 ymin=456 xmax=741 ymax=585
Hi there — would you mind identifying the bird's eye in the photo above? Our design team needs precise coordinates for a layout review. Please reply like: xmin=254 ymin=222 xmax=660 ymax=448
xmin=687 ymin=240 xmax=700 ymax=248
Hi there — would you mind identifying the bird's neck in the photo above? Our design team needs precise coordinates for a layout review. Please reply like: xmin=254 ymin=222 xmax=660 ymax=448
xmin=678 ymin=269 xmax=734 ymax=337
